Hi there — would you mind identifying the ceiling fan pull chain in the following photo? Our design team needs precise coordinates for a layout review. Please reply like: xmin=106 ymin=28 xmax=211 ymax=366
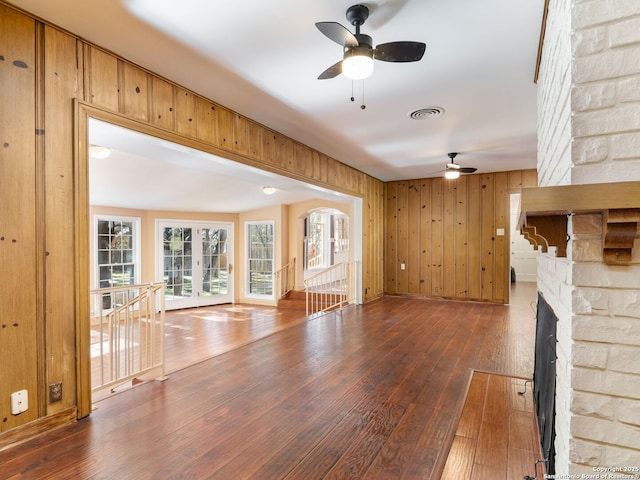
xmin=361 ymin=80 xmax=366 ymax=110
xmin=350 ymin=80 xmax=355 ymax=102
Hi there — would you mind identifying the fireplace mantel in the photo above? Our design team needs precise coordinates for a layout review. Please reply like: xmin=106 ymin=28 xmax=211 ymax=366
xmin=518 ymin=181 xmax=640 ymax=264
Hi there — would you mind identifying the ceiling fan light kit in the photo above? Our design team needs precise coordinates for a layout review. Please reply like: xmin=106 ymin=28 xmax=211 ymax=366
xmin=342 ymin=48 xmax=374 ymax=80
xmin=316 ymin=4 xmax=426 ymax=85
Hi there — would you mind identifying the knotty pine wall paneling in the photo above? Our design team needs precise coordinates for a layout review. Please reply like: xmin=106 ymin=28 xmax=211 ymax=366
xmin=363 ymin=175 xmax=384 ymax=300
xmin=0 ymin=3 xmax=40 ymax=432
xmin=120 ymin=61 xmax=150 ymax=122
xmin=385 ymin=182 xmax=398 ymax=293
xmin=84 ymin=46 xmax=118 ymax=111
xmin=385 ymin=170 xmax=535 ymax=304
xmin=396 ymin=181 xmax=409 ymax=293
xmin=467 ymin=175 xmax=482 ymax=299
xmin=454 ymin=177 xmax=469 ymax=297
xmin=195 ymin=96 xmax=217 ymax=145
xmin=407 ymin=180 xmax=422 ymax=293
xmin=419 ymin=179 xmax=432 ymax=296
xmin=430 ymin=178 xmax=444 ymax=297
xmin=494 ymin=172 xmax=510 ymax=302
xmin=443 ymin=179 xmax=456 ymax=297
xmin=480 ymin=174 xmax=495 ymax=301
xmin=150 ymin=76 xmax=175 ymax=131
xmin=0 ymin=0 xmax=385 ymax=445
xmin=43 ymin=25 xmax=83 ymax=417
xmin=174 ymin=87 xmax=197 ymax=137
xmin=215 ymin=104 xmax=234 ymax=150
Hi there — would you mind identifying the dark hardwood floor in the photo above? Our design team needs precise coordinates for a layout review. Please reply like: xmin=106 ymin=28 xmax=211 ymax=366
xmin=1 ymin=283 xmax=538 ymax=479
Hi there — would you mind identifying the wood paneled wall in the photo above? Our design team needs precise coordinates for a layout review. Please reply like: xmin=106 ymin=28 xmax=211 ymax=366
xmin=385 ymin=170 xmax=537 ymax=303
xmin=0 ymin=1 xmax=385 ymax=445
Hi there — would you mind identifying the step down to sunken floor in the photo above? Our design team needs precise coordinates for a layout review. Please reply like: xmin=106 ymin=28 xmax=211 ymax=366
xmin=437 ymin=370 xmax=544 ymax=479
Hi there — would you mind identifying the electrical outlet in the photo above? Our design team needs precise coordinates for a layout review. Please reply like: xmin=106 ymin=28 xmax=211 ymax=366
xmin=49 ymin=382 xmax=62 ymax=403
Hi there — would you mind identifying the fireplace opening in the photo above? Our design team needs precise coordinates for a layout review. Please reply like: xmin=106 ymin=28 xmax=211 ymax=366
xmin=533 ymin=292 xmax=557 ymax=475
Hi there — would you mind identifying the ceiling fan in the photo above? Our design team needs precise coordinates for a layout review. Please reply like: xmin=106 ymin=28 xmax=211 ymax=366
xmin=315 ymin=4 xmax=426 ymax=81
xmin=442 ymin=152 xmax=477 ymax=179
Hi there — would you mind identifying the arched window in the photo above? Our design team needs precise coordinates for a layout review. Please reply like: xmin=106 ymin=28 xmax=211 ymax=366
xmin=304 ymin=209 xmax=349 ymax=271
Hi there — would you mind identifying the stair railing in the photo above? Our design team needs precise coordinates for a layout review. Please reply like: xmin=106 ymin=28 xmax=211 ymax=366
xmin=304 ymin=260 xmax=358 ymax=316
xmin=89 ymin=282 xmax=167 ymax=394
xmin=274 ymin=257 xmax=296 ymax=300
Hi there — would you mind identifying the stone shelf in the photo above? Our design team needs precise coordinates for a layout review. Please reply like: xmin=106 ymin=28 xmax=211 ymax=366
xmin=518 ymin=181 xmax=640 ymax=264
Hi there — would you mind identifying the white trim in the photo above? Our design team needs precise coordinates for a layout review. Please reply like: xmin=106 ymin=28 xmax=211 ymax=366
xmin=92 ymin=214 xmax=141 ymax=289
xmin=244 ymin=220 xmax=275 ymax=300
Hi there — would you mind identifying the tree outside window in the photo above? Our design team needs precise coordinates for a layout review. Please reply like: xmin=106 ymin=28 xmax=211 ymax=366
xmin=247 ymin=222 xmax=274 ymax=296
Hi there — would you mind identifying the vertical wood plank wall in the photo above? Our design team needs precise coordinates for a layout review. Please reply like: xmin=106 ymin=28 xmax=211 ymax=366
xmin=0 ymin=5 xmax=39 ymax=432
xmin=385 ymin=170 xmax=537 ymax=303
xmin=0 ymin=1 xmax=385 ymax=443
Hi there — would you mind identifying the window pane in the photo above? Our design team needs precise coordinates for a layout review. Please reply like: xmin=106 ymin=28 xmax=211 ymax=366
xmin=247 ymin=222 xmax=274 ymax=295
xmin=96 ymin=219 xmax=136 ymax=289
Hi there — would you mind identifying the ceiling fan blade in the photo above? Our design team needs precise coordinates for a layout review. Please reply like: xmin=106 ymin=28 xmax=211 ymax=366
xmin=315 ymin=22 xmax=358 ymax=47
xmin=318 ymin=60 xmax=343 ymax=80
xmin=374 ymin=41 xmax=426 ymax=62
xmin=459 ymin=167 xmax=478 ymax=174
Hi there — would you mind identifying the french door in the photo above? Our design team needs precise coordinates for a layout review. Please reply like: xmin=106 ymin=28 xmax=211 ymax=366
xmin=158 ymin=221 xmax=233 ymax=309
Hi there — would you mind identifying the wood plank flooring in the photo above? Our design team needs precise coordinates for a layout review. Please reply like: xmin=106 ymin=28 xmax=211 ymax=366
xmin=1 ymin=282 xmax=538 ymax=479
xmin=439 ymin=371 xmax=542 ymax=480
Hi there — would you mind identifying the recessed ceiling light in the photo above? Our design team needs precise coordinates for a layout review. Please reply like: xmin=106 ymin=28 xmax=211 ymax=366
xmin=89 ymin=145 xmax=111 ymax=159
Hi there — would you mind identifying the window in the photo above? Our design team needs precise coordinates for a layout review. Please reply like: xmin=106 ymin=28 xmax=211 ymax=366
xmin=247 ymin=222 xmax=274 ymax=296
xmin=95 ymin=216 xmax=140 ymax=309
xmin=306 ymin=211 xmax=325 ymax=269
xmin=304 ymin=209 xmax=349 ymax=270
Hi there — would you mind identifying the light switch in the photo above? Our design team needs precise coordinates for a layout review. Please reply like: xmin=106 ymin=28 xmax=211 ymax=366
xmin=496 ymin=228 xmax=505 ymax=236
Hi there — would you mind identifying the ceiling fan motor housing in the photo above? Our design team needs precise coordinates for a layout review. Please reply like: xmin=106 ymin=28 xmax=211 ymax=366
xmin=344 ymin=33 xmax=373 ymax=56
xmin=346 ymin=4 xmax=370 ymax=26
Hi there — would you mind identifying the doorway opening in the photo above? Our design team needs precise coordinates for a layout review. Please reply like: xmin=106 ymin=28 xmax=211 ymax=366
xmin=83 ymin=110 xmax=363 ymax=404
xmin=509 ymin=193 xmax=537 ymax=284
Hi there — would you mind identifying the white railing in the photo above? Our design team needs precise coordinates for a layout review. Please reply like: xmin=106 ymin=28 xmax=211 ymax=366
xmin=304 ymin=261 xmax=358 ymax=316
xmin=274 ymin=257 xmax=296 ymax=300
xmin=89 ymin=282 xmax=167 ymax=393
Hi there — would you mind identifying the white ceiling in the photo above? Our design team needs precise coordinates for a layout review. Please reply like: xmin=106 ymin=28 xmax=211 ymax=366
xmin=89 ymin=119 xmax=355 ymax=212
xmin=9 ymin=0 xmax=544 ymax=212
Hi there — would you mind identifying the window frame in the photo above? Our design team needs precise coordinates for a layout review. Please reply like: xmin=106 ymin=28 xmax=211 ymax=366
xmin=245 ymin=220 xmax=275 ymax=299
xmin=93 ymin=214 xmax=141 ymax=290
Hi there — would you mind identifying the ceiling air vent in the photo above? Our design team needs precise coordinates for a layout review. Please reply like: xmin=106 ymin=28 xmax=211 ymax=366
xmin=408 ymin=107 xmax=445 ymax=120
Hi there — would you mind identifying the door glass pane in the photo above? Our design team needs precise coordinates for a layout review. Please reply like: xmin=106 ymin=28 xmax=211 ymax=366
xmin=202 ymin=228 xmax=228 ymax=296
xmin=163 ymin=227 xmax=193 ymax=300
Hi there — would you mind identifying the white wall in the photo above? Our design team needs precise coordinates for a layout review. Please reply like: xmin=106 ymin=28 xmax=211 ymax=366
xmin=510 ymin=193 xmax=537 ymax=282
xmin=537 ymin=0 xmax=640 ymax=474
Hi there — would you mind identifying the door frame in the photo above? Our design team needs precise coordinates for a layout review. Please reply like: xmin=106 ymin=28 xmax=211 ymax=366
xmin=74 ymin=100 xmax=364 ymax=418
